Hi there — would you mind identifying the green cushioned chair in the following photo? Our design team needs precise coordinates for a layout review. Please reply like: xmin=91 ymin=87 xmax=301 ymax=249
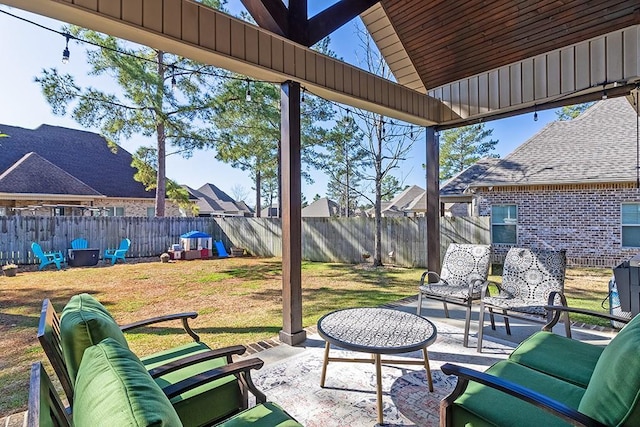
xmin=508 ymin=331 xmax=605 ymax=387
xmin=441 ymin=310 xmax=640 ymax=427
xmin=74 ymin=338 xmax=184 ymax=427
xmin=38 ymin=294 xmax=266 ymax=426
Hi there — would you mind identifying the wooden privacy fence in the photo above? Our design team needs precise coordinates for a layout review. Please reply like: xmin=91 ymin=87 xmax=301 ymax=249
xmin=0 ymin=216 xmax=490 ymax=268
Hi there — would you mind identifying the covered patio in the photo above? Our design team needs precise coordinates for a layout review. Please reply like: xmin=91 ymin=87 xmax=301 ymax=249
xmin=2 ymin=1 xmax=640 ymax=425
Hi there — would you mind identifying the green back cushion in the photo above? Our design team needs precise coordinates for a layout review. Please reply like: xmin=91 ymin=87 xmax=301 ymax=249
xmin=60 ymin=293 xmax=129 ymax=384
xmin=579 ymin=314 xmax=640 ymax=425
xmin=509 ymin=331 xmax=604 ymax=387
xmin=140 ymin=342 xmax=244 ymax=427
xmin=214 ymin=402 xmax=302 ymax=427
xmin=74 ymin=338 xmax=183 ymax=427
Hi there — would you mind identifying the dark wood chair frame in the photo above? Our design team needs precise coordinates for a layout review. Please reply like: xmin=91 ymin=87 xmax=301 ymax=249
xmin=37 ymin=299 xmax=266 ymax=414
xmin=440 ymin=306 xmax=631 ymax=427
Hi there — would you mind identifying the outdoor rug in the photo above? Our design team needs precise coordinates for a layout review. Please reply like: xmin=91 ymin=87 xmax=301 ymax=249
xmin=253 ymin=320 xmax=513 ymax=426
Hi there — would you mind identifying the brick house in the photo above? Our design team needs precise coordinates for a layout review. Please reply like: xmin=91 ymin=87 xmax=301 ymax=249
xmin=467 ymin=96 xmax=640 ymax=267
xmin=0 ymin=124 xmax=189 ymax=217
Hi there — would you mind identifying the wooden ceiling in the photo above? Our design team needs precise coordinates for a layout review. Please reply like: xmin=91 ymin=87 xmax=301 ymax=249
xmin=378 ymin=0 xmax=640 ymax=90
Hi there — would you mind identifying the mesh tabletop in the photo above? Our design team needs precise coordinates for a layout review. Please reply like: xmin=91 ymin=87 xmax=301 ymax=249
xmin=317 ymin=307 xmax=437 ymax=354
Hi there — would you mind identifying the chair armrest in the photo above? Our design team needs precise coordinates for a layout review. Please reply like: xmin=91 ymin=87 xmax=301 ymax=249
xmin=120 ymin=312 xmax=200 ymax=342
xmin=440 ymin=363 xmax=606 ymax=427
xmin=544 ymin=305 xmax=631 ymax=331
xmin=163 ymin=358 xmax=267 ymax=403
xmin=419 ymin=270 xmax=441 ymax=286
xmin=147 ymin=345 xmax=247 ymax=378
xmin=480 ymin=280 xmax=497 ymax=298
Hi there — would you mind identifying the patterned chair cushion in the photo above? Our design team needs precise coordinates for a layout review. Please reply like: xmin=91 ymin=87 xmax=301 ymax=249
xmin=490 ymin=247 xmax=567 ymax=313
xmin=421 ymin=244 xmax=491 ymax=302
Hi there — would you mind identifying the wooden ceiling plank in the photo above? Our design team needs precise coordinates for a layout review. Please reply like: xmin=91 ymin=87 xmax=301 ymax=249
xmin=376 ymin=0 xmax=640 ymax=89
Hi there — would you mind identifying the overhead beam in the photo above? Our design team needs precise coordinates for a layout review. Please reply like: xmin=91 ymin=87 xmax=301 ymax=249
xmin=0 ymin=0 xmax=439 ymax=126
xmin=307 ymin=0 xmax=380 ymax=47
xmin=240 ymin=0 xmax=288 ymax=37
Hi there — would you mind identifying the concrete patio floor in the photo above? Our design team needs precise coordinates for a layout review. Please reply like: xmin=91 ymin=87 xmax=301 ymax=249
xmin=1 ymin=296 xmax=617 ymax=427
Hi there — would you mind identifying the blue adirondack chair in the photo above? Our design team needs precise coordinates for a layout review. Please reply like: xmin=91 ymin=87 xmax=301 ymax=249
xmin=31 ymin=242 xmax=65 ymax=271
xmin=104 ymin=238 xmax=131 ymax=265
xmin=70 ymin=238 xmax=88 ymax=249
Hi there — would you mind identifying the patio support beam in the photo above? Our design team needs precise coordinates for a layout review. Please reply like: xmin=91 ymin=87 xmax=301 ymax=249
xmin=426 ymin=127 xmax=440 ymax=273
xmin=279 ymin=80 xmax=306 ymax=346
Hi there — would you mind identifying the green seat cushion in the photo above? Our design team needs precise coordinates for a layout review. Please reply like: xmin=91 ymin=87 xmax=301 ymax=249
xmin=140 ymin=342 xmax=244 ymax=427
xmin=74 ymin=337 xmax=183 ymax=427
xmin=214 ymin=402 xmax=302 ymax=427
xmin=579 ymin=314 xmax=640 ymax=426
xmin=509 ymin=331 xmax=604 ymax=387
xmin=60 ymin=293 xmax=128 ymax=384
xmin=452 ymin=360 xmax=585 ymax=427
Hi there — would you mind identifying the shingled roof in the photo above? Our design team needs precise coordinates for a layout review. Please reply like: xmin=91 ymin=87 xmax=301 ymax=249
xmin=184 ymin=183 xmax=253 ymax=216
xmin=0 ymin=124 xmax=154 ymax=198
xmin=440 ymin=157 xmax=501 ymax=199
xmin=470 ymin=97 xmax=640 ymax=187
xmin=0 ymin=152 xmax=102 ymax=196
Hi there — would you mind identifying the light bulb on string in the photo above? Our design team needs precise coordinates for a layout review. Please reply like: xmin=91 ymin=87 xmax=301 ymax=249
xmin=245 ymin=80 xmax=252 ymax=102
xmin=301 ymin=88 xmax=306 ymax=103
xmin=171 ymin=66 xmax=176 ymax=91
xmin=533 ymin=104 xmax=538 ymax=122
xmin=61 ymin=34 xmax=71 ymax=64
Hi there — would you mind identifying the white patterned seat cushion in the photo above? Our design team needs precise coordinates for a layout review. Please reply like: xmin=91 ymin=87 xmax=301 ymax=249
xmin=420 ymin=244 xmax=491 ymax=302
xmin=487 ymin=247 xmax=566 ymax=314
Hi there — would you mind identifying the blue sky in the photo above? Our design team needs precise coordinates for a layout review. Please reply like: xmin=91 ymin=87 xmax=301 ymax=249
xmin=0 ymin=2 xmax=557 ymax=206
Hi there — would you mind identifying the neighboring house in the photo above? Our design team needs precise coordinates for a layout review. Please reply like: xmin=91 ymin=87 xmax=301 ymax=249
xmin=0 ymin=124 xmax=187 ymax=217
xmin=185 ymin=183 xmax=253 ymax=217
xmin=260 ymin=205 xmax=279 ymax=217
xmin=439 ymin=157 xmax=501 ymax=216
xmin=466 ymin=96 xmax=640 ymax=267
xmin=367 ymin=185 xmax=426 ymax=217
xmin=302 ymin=197 xmax=339 ymax=217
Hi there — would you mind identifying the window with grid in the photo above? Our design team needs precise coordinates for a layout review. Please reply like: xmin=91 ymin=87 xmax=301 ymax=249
xmin=622 ymin=203 xmax=640 ymax=247
xmin=104 ymin=207 xmax=125 ymax=217
xmin=491 ymin=204 xmax=517 ymax=244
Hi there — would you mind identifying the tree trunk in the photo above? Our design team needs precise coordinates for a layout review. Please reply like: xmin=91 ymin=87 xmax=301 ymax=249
xmin=373 ymin=117 xmax=383 ymax=267
xmin=155 ymin=51 xmax=167 ymax=217
xmin=255 ymin=169 xmax=262 ymax=217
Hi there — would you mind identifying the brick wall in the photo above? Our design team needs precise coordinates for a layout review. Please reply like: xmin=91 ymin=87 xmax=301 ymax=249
xmin=3 ymin=198 xmax=187 ymax=217
xmin=476 ymin=183 xmax=640 ymax=268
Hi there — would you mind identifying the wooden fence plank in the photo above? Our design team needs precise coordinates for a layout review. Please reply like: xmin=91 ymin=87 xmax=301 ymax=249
xmin=0 ymin=216 xmax=490 ymax=268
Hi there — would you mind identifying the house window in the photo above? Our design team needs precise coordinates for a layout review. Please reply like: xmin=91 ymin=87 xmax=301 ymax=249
xmin=491 ymin=205 xmax=517 ymax=244
xmin=622 ymin=203 xmax=640 ymax=247
xmin=104 ymin=207 xmax=125 ymax=217
xmin=53 ymin=207 xmax=65 ymax=216
xmin=147 ymin=207 xmax=155 ymax=218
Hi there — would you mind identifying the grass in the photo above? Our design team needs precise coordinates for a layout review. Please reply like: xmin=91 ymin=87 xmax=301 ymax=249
xmin=0 ymin=257 xmax=613 ymax=417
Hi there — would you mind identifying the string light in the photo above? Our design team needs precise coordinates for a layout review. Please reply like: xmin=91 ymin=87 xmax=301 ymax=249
xmin=62 ymin=33 xmax=70 ymax=64
xmin=171 ymin=66 xmax=176 ymax=90
xmin=245 ymin=80 xmax=252 ymax=102
xmin=301 ymin=88 xmax=305 ymax=102
xmin=533 ymin=104 xmax=538 ymax=122
xmin=602 ymin=84 xmax=608 ymax=100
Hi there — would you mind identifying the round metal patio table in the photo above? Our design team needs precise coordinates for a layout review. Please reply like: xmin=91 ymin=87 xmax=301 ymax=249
xmin=317 ymin=307 xmax=437 ymax=425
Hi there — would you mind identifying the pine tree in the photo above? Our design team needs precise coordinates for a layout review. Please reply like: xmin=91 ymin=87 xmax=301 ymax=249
xmin=439 ymin=124 xmax=498 ymax=180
